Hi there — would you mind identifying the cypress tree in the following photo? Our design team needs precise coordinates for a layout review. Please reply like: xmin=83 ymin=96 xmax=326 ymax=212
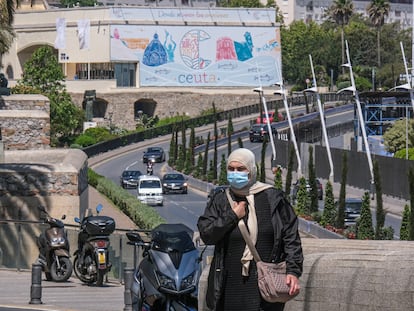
xmin=308 ymin=145 xmax=318 ymax=213
xmin=285 ymin=143 xmax=295 ymax=201
xmin=296 ymin=177 xmax=310 ymax=215
xmin=218 ymin=154 xmax=228 ymax=185
xmin=183 ymin=148 xmax=192 ymax=175
xmin=260 ymin=138 xmax=267 ymax=183
xmin=237 ymin=137 xmax=243 ymax=148
xmin=400 ymin=204 xmax=410 ymax=241
xmin=409 ymin=167 xmax=414 ymax=240
xmin=227 ymin=114 xmax=234 ymax=156
xmin=193 ymin=152 xmax=203 ymax=179
xmin=175 ymin=145 xmax=184 ymax=172
xmin=274 ymin=167 xmax=283 ymax=190
xmin=356 ymin=192 xmax=375 ymax=240
xmin=373 ymin=160 xmax=385 ymax=239
xmin=174 ymin=126 xmax=179 ymax=166
xmin=336 ymin=151 xmax=347 ymax=229
xmin=168 ymin=128 xmax=176 ymax=167
xmin=320 ymin=181 xmax=336 ymax=227
xmin=181 ymin=119 xmax=187 ymax=164
xmin=189 ymin=125 xmax=196 ymax=167
xmin=202 ymin=132 xmax=210 ymax=176
xmin=207 ymin=159 xmax=215 ymax=183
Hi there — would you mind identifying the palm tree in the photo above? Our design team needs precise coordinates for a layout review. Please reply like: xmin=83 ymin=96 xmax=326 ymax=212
xmin=367 ymin=0 xmax=390 ymax=68
xmin=0 ymin=0 xmax=18 ymax=58
xmin=325 ymin=0 xmax=354 ymax=71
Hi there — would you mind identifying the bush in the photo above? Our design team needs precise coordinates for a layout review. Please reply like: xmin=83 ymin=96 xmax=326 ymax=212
xmin=74 ymin=135 xmax=97 ymax=147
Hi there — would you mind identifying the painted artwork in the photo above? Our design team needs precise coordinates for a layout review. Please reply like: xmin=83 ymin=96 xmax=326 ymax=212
xmin=110 ymin=25 xmax=281 ymax=87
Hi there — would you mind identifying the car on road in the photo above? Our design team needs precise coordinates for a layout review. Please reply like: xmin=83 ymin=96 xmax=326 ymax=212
xmin=120 ymin=170 xmax=142 ymax=189
xmin=249 ymin=124 xmax=277 ymax=142
xmin=336 ymin=198 xmax=362 ymax=227
xmin=136 ymin=175 xmax=164 ymax=206
xmin=291 ymin=178 xmax=323 ymax=202
xmin=161 ymin=172 xmax=188 ymax=194
xmin=142 ymin=146 xmax=166 ymax=163
xmin=255 ymin=111 xmax=284 ymax=124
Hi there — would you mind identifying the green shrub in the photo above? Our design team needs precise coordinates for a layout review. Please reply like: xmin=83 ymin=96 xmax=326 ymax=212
xmin=74 ymin=135 xmax=97 ymax=147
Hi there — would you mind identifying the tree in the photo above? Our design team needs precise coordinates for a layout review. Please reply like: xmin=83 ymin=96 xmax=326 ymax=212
xmin=336 ymin=151 xmax=348 ymax=229
xmin=180 ymin=119 xmax=187 ymax=164
xmin=400 ymin=204 xmax=410 ymax=241
xmin=14 ymin=46 xmax=84 ymax=146
xmin=356 ymin=192 xmax=375 ymax=240
xmin=207 ymin=159 xmax=215 ymax=182
xmin=285 ymin=144 xmax=295 ymax=201
xmin=202 ymin=132 xmax=210 ymax=176
xmin=373 ymin=160 xmax=385 ymax=239
xmin=193 ymin=153 xmax=203 ymax=179
xmin=60 ymin=0 xmax=97 ymax=7
xmin=168 ymin=127 xmax=176 ymax=167
xmin=273 ymin=167 xmax=283 ymax=191
xmin=237 ymin=137 xmax=243 ymax=148
xmin=259 ymin=139 xmax=267 ymax=183
xmin=320 ymin=181 xmax=336 ymax=227
xmin=227 ymin=114 xmax=234 ymax=156
xmin=188 ymin=125 xmax=196 ymax=166
xmin=325 ymin=0 xmax=354 ymax=73
xmin=0 ymin=0 xmax=17 ymax=62
xmin=296 ymin=177 xmax=310 ymax=215
xmin=383 ymin=119 xmax=414 ymax=154
xmin=366 ymin=0 xmax=390 ymax=69
xmin=308 ymin=145 xmax=318 ymax=213
xmin=213 ymin=103 xmax=218 ymax=180
xmin=218 ymin=154 xmax=227 ymax=185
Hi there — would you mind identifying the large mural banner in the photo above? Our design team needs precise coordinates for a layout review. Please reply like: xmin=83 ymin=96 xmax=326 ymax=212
xmin=110 ymin=25 xmax=281 ymax=87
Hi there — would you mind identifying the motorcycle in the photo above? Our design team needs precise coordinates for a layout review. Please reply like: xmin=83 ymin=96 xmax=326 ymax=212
xmin=146 ymin=161 xmax=154 ymax=175
xmin=37 ymin=205 xmax=73 ymax=282
xmin=73 ymin=204 xmax=116 ymax=286
xmin=126 ymin=223 xmax=204 ymax=311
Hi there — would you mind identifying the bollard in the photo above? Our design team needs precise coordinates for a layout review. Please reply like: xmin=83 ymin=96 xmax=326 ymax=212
xmin=29 ymin=262 xmax=43 ymax=305
xmin=123 ymin=267 xmax=134 ymax=311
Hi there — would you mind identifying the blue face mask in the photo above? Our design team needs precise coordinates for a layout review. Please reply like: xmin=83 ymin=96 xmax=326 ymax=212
xmin=227 ymin=171 xmax=249 ymax=189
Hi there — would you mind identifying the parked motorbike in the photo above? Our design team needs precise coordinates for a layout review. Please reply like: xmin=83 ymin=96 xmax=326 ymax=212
xmin=126 ymin=223 xmax=204 ymax=311
xmin=37 ymin=205 xmax=73 ymax=282
xmin=146 ymin=161 xmax=154 ymax=175
xmin=73 ymin=204 xmax=115 ymax=286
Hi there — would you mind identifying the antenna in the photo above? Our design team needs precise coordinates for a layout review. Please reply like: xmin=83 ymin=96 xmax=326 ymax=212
xmin=304 ymin=54 xmax=334 ymax=183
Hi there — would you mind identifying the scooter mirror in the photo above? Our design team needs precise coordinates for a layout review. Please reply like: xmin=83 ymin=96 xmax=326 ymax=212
xmin=126 ymin=231 xmax=144 ymax=243
xmin=61 ymin=215 xmax=66 ymax=220
xmin=96 ymin=203 xmax=103 ymax=214
xmin=74 ymin=217 xmax=81 ymax=223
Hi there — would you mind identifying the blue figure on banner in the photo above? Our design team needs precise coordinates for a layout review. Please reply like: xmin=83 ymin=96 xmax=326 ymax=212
xmin=164 ymin=31 xmax=176 ymax=63
xmin=143 ymin=33 xmax=167 ymax=67
xmin=234 ymin=31 xmax=253 ymax=61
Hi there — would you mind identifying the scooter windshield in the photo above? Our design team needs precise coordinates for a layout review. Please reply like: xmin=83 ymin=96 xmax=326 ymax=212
xmin=151 ymin=224 xmax=195 ymax=253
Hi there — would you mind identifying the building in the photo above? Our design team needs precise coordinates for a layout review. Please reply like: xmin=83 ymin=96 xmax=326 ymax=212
xmin=3 ymin=7 xmax=280 ymax=91
xmin=276 ymin=0 xmax=413 ymax=29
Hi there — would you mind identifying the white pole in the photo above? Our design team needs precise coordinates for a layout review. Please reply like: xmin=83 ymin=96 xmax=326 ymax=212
xmin=308 ymin=54 xmax=334 ymax=182
xmin=344 ymin=40 xmax=375 ymax=193
xmin=274 ymin=84 xmax=302 ymax=178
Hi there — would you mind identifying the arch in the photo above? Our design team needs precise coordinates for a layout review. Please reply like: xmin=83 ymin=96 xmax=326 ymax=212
xmin=5 ymin=65 xmax=14 ymax=79
xmin=134 ymin=99 xmax=157 ymax=120
xmin=16 ymin=43 xmax=57 ymax=74
xmin=82 ymin=97 xmax=108 ymax=119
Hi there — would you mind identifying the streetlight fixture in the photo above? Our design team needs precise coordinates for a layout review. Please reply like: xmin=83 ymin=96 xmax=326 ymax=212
xmin=273 ymin=83 xmax=302 ymax=178
xmin=304 ymin=54 xmax=334 ymax=183
xmin=338 ymin=40 xmax=375 ymax=196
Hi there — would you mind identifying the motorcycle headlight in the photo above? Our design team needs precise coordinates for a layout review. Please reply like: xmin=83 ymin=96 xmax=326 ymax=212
xmin=50 ymin=237 xmax=66 ymax=247
xmin=156 ymin=272 xmax=176 ymax=291
xmin=180 ymin=272 xmax=196 ymax=291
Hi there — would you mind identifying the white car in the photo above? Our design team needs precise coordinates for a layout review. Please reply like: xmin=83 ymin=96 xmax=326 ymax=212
xmin=136 ymin=175 xmax=164 ymax=206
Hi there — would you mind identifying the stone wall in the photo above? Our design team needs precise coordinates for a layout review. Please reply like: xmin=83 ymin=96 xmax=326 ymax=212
xmin=0 ymin=94 xmax=50 ymax=150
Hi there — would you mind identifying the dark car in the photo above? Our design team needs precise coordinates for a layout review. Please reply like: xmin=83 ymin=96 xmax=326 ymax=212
xmin=142 ymin=146 xmax=166 ymax=163
xmin=161 ymin=173 xmax=188 ymax=194
xmin=291 ymin=178 xmax=323 ymax=202
xmin=336 ymin=198 xmax=362 ymax=227
xmin=120 ymin=170 xmax=142 ymax=189
xmin=249 ymin=124 xmax=277 ymax=142
xmin=207 ymin=185 xmax=229 ymax=204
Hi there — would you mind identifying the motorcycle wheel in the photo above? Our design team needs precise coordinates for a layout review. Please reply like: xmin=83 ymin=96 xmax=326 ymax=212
xmin=96 ymin=269 xmax=105 ymax=286
xmin=73 ymin=255 xmax=95 ymax=284
xmin=50 ymin=257 xmax=73 ymax=282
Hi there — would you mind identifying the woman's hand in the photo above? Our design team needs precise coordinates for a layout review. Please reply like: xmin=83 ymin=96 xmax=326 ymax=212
xmin=286 ymin=274 xmax=300 ymax=296
xmin=231 ymin=201 xmax=247 ymax=219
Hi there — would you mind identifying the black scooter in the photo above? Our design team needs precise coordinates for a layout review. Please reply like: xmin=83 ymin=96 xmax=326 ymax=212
xmin=126 ymin=223 xmax=205 ymax=311
xmin=37 ymin=205 xmax=73 ymax=282
xmin=73 ymin=204 xmax=115 ymax=286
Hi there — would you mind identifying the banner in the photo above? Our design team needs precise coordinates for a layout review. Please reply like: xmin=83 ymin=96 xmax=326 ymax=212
xmin=77 ymin=19 xmax=90 ymax=50
xmin=54 ymin=18 xmax=66 ymax=49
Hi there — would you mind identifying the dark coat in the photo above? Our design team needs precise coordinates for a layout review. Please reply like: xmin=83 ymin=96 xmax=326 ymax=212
xmin=197 ymin=187 xmax=303 ymax=311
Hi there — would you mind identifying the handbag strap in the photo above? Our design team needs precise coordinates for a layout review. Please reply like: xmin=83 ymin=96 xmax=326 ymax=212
xmin=225 ymin=188 xmax=262 ymax=263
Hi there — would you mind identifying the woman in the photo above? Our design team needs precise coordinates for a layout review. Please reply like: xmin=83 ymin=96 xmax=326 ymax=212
xmin=197 ymin=148 xmax=303 ymax=311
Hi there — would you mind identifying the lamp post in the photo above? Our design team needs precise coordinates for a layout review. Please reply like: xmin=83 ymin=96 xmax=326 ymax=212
xmin=274 ymin=83 xmax=302 ymax=178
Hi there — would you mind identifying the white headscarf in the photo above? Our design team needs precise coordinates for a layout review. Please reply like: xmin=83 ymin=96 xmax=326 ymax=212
xmin=227 ymin=148 xmax=271 ymax=276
